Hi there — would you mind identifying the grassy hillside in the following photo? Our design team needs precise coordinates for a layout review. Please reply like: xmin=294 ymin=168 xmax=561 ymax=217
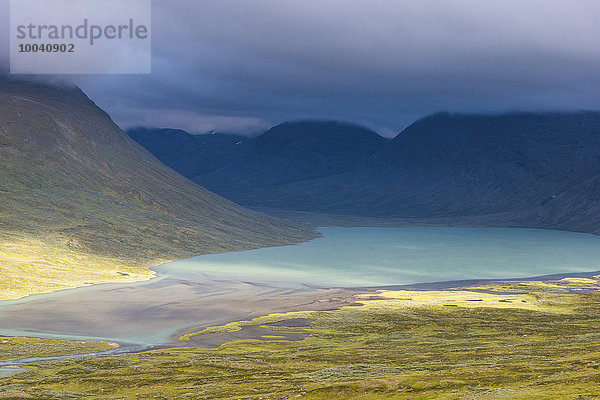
xmin=0 ymin=79 xmax=316 ymax=300
xmin=0 ymin=336 xmax=115 ymax=362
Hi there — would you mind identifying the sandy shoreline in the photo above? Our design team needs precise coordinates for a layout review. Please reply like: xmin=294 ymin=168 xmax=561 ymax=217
xmin=0 ymin=270 xmax=157 ymax=303
xmin=1 ymin=267 xmax=599 ymax=347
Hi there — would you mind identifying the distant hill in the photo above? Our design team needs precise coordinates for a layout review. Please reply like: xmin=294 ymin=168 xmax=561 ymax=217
xmin=0 ymin=79 xmax=315 ymax=299
xmin=371 ymin=112 xmax=600 ymax=216
xmin=243 ymin=121 xmax=387 ymax=182
xmin=127 ymin=128 xmax=246 ymax=179
xmin=194 ymin=121 xmax=388 ymax=205
xmin=129 ymin=112 xmax=600 ymax=235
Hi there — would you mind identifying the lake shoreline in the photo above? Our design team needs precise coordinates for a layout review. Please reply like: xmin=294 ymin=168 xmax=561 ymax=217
xmin=2 ymin=226 xmax=600 ymax=366
xmin=2 ymin=224 xmax=598 ymax=303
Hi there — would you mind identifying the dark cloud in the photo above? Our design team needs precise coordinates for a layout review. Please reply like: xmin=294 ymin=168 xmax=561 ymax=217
xmin=3 ymin=0 xmax=600 ymax=135
xmin=0 ymin=0 xmax=8 ymax=71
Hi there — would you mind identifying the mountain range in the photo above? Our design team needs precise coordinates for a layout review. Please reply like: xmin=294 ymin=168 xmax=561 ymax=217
xmin=128 ymin=113 xmax=600 ymax=234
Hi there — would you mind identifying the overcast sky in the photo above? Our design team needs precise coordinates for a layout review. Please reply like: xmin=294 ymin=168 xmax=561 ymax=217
xmin=2 ymin=0 xmax=600 ymax=136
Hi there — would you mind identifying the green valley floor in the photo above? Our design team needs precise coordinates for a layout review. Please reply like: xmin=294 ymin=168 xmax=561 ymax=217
xmin=2 ymin=276 xmax=600 ymax=399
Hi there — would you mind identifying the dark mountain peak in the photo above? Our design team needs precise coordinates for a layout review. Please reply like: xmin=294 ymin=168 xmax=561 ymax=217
xmin=254 ymin=120 xmax=387 ymax=155
xmin=270 ymin=119 xmax=375 ymax=131
xmin=193 ymin=131 xmax=247 ymax=146
xmin=389 ymin=111 xmax=600 ymax=161
xmin=190 ymin=120 xmax=389 ymax=189
xmin=380 ymin=110 xmax=600 ymax=209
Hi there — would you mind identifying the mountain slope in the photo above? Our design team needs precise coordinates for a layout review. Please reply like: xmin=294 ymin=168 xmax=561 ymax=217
xmin=127 ymin=128 xmax=245 ymax=179
xmin=374 ymin=112 xmax=600 ymax=217
xmin=0 ymin=79 xmax=315 ymax=299
xmin=197 ymin=121 xmax=389 ymax=207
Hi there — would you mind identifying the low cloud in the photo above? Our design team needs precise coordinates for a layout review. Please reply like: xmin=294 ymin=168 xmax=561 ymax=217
xmin=0 ymin=0 xmax=9 ymax=71
xmin=117 ymin=107 xmax=271 ymax=134
xmin=3 ymin=0 xmax=600 ymax=135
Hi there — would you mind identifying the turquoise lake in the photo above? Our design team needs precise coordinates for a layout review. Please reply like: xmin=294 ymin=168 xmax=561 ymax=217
xmin=157 ymin=227 xmax=600 ymax=287
xmin=0 ymin=227 xmax=599 ymax=347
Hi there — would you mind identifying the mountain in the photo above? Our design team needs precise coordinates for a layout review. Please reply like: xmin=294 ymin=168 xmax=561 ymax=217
xmin=370 ymin=112 xmax=600 ymax=217
xmin=131 ymin=112 xmax=600 ymax=234
xmin=0 ymin=79 xmax=315 ymax=300
xmin=233 ymin=120 xmax=387 ymax=182
xmin=127 ymin=128 xmax=246 ymax=179
xmin=193 ymin=131 xmax=247 ymax=155
xmin=192 ymin=121 xmax=389 ymax=209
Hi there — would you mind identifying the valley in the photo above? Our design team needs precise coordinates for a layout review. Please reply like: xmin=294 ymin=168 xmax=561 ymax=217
xmin=2 ymin=1 xmax=600 ymax=398
xmin=3 ymin=79 xmax=600 ymax=400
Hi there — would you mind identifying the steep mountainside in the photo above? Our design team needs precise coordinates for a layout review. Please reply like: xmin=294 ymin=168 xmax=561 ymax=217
xmin=127 ymin=128 xmax=245 ymax=179
xmin=0 ymin=79 xmax=315 ymax=299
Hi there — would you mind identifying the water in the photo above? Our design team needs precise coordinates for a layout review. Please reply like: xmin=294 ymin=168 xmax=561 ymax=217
xmin=158 ymin=227 xmax=600 ymax=287
xmin=0 ymin=367 xmax=25 ymax=377
xmin=0 ymin=227 xmax=599 ymax=347
xmin=0 ymin=345 xmax=150 ymax=370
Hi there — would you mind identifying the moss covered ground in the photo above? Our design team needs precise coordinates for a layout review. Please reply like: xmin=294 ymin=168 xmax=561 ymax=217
xmin=0 ymin=337 xmax=115 ymax=362
xmin=2 ymin=277 xmax=600 ymax=399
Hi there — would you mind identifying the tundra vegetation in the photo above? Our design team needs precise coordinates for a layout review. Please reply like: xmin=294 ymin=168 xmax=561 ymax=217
xmin=2 ymin=277 xmax=600 ymax=399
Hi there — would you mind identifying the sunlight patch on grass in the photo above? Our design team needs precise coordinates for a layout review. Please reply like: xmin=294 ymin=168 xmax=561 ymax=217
xmin=560 ymin=277 xmax=598 ymax=284
xmin=0 ymin=337 xmax=116 ymax=361
xmin=356 ymin=289 xmax=566 ymax=312
xmin=0 ymin=234 xmax=154 ymax=300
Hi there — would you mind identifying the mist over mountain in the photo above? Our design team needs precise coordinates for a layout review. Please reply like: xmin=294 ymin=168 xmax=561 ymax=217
xmin=130 ymin=113 xmax=600 ymax=234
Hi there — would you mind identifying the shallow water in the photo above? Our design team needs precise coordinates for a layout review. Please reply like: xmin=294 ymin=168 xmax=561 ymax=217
xmin=1 ymin=227 xmax=599 ymax=347
xmin=0 ymin=367 xmax=25 ymax=377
